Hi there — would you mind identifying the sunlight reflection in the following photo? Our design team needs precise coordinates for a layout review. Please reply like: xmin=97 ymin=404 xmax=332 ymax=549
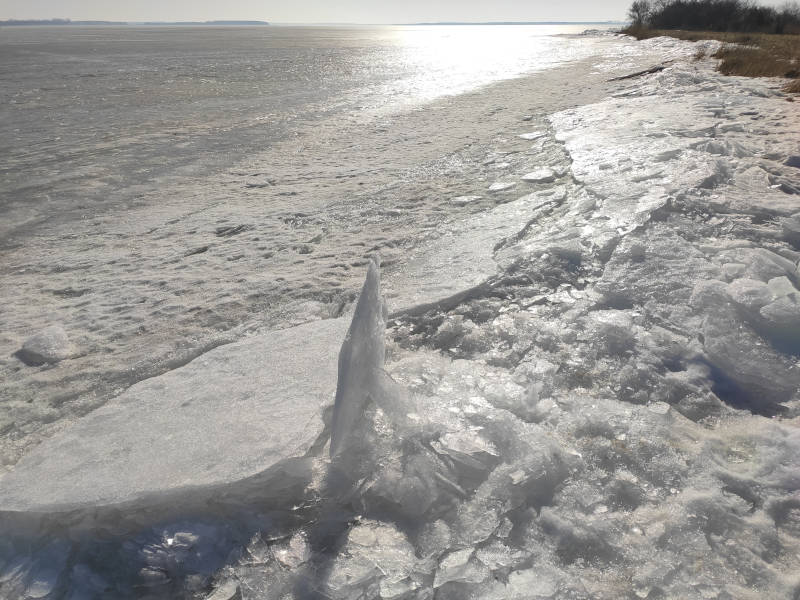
xmin=380 ymin=25 xmax=606 ymax=105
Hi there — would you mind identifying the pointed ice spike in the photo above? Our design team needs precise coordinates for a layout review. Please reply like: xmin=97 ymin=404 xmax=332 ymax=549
xmin=330 ymin=255 xmax=387 ymax=459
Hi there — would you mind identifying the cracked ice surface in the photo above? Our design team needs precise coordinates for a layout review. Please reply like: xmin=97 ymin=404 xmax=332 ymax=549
xmin=2 ymin=34 xmax=800 ymax=600
xmin=385 ymin=189 xmax=562 ymax=315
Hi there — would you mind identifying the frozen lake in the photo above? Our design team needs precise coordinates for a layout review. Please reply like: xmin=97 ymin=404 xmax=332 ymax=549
xmin=0 ymin=24 xmax=615 ymax=239
xmin=0 ymin=24 xmax=631 ymax=464
xmin=1 ymin=25 xmax=800 ymax=600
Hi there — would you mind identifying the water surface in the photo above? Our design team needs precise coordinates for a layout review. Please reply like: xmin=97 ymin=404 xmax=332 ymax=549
xmin=0 ymin=24 xmax=614 ymax=235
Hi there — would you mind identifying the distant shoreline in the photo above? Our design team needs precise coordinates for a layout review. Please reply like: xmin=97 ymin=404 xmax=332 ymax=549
xmin=0 ymin=19 xmax=623 ymax=27
xmin=404 ymin=21 xmax=624 ymax=25
xmin=0 ymin=19 xmax=270 ymax=26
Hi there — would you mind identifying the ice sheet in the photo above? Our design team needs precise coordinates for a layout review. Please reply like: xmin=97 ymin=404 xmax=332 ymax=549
xmin=0 ymin=318 xmax=348 ymax=514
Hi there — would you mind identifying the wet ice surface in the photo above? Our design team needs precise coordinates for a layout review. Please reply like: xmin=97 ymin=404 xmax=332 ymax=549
xmin=2 ymin=32 xmax=800 ymax=600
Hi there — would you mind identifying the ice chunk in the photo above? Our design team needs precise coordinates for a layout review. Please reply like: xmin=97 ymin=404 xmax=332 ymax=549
xmin=781 ymin=213 xmax=800 ymax=248
xmin=433 ymin=548 xmax=488 ymax=588
xmin=417 ymin=521 xmax=452 ymax=558
xmin=767 ymin=276 xmax=798 ymax=299
xmin=329 ymin=258 xmax=420 ymax=486
xmin=647 ymin=401 xmax=671 ymax=415
xmin=697 ymin=139 xmax=752 ymax=158
xmin=726 ymin=278 xmax=773 ymax=311
xmin=722 ymin=262 xmax=747 ymax=279
xmin=716 ymin=247 xmax=796 ymax=283
xmin=431 ymin=429 xmax=501 ymax=488
xmin=0 ymin=317 xmax=349 ymax=515
xmin=597 ymin=228 xmax=718 ymax=308
xmin=273 ymin=532 xmax=310 ymax=570
xmin=507 ymin=568 xmax=560 ymax=598
xmin=521 ymin=168 xmax=556 ymax=183
xmin=16 ymin=325 xmax=77 ymax=366
xmin=725 ymin=277 xmax=800 ymax=350
xmin=538 ymin=508 xmax=618 ymax=564
xmin=518 ymin=131 xmax=545 ymax=140
xmin=330 ymin=256 xmax=387 ymax=460
xmin=584 ymin=310 xmax=637 ymax=356
xmin=206 ymin=581 xmax=242 ymax=600
xmin=475 ymin=540 xmax=524 ymax=571
xmin=451 ymin=195 xmax=483 ymax=205
xmin=488 ymin=181 xmax=516 ymax=192
xmin=692 ymin=280 xmax=800 ymax=407
xmin=760 ymin=297 xmax=800 ymax=349
xmin=323 ymin=521 xmax=417 ymax=600
xmin=386 ymin=191 xmax=557 ymax=314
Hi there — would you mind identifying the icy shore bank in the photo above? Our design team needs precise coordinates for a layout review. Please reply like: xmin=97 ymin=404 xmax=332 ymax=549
xmin=1 ymin=34 xmax=800 ymax=599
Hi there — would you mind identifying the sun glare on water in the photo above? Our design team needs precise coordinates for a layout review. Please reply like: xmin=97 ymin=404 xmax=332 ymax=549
xmin=384 ymin=24 xmax=601 ymax=104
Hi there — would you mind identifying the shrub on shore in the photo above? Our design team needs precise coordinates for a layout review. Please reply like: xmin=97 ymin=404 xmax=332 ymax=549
xmin=626 ymin=0 xmax=800 ymax=34
xmin=623 ymin=0 xmax=800 ymax=91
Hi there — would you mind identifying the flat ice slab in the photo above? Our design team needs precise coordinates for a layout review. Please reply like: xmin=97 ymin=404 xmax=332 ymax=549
xmin=386 ymin=190 xmax=561 ymax=314
xmin=521 ymin=168 xmax=556 ymax=183
xmin=0 ymin=317 xmax=349 ymax=514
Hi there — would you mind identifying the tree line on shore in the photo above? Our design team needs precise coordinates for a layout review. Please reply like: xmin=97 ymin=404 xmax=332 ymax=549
xmin=628 ymin=0 xmax=800 ymax=34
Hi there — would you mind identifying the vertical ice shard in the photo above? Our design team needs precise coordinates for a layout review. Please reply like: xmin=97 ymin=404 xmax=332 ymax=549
xmin=330 ymin=256 xmax=388 ymax=461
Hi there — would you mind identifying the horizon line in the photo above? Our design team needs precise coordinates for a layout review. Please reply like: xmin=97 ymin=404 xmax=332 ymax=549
xmin=0 ymin=18 xmax=625 ymax=27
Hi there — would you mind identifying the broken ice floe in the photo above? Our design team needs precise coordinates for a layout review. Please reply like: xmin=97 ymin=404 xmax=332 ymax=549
xmin=517 ymin=131 xmax=545 ymax=140
xmin=488 ymin=180 xmax=517 ymax=192
xmin=384 ymin=188 xmax=565 ymax=315
xmin=521 ymin=168 xmax=557 ymax=183
xmin=0 ymin=317 xmax=349 ymax=515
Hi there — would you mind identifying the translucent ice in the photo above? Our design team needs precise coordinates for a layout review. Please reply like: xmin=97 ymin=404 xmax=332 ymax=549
xmin=330 ymin=256 xmax=388 ymax=461
xmin=323 ymin=521 xmax=417 ymax=599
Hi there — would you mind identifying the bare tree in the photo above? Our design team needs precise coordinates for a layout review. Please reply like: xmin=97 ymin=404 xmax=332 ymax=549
xmin=628 ymin=0 xmax=652 ymax=26
xmin=780 ymin=1 xmax=800 ymax=18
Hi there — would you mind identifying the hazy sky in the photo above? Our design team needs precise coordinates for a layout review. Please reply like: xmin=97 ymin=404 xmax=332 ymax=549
xmin=0 ymin=0 xmax=659 ymax=23
xmin=2 ymin=0 xmax=791 ymax=23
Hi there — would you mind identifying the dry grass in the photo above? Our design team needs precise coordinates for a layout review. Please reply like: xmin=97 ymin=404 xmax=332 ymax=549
xmin=622 ymin=26 xmax=800 ymax=92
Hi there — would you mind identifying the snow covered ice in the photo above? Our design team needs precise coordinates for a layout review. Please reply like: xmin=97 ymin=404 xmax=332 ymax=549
xmin=1 ymin=31 xmax=800 ymax=600
xmin=0 ymin=317 xmax=348 ymax=513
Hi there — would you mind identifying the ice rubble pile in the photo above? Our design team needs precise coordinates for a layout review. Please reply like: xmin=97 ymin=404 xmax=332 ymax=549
xmin=2 ymin=37 xmax=800 ymax=600
xmin=303 ymin=45 xmax=800 ymax=598
xmin=236 ymin=235 xmax=800 ymax=600
xmin=226 ymin=259 xmax=574 ymax=600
